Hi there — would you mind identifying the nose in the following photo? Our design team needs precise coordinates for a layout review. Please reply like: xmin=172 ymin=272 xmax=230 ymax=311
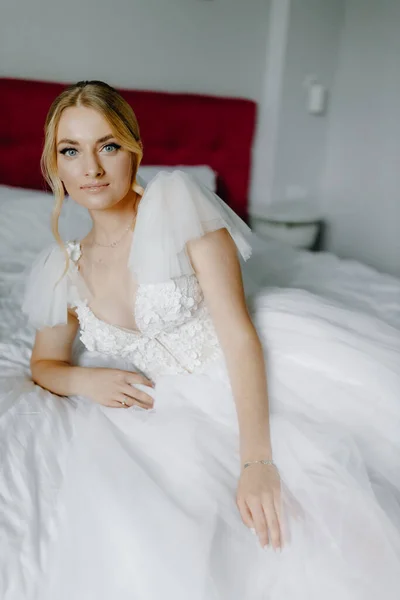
xmin=84 ymin=151 xmax=105 ymax=178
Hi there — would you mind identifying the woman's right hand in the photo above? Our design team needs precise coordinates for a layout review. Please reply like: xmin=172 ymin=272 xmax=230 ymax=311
xmin=82 ymin=368 xmax=155 ymax=409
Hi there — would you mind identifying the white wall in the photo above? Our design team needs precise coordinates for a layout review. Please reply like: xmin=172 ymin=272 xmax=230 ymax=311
xmin=0 ymin=0 xmax=269 ymax=101
xmin=250 ymin=0 xmax=345 ymax=214
xmin=322 ymin=0 xmax=400 ymax=277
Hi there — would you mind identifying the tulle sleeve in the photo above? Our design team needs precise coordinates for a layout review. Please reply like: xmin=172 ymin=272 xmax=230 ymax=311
xmin=21 ymin=243 xmax=82 ymax=330
xmin=128 ymin=170 xmax=253 ymax=284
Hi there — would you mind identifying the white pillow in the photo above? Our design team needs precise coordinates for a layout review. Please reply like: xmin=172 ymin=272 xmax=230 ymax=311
xmin=138 ymin=165 xmax=217 ymax=192
xmin=0 ymin=185 xmax=92 ymax=251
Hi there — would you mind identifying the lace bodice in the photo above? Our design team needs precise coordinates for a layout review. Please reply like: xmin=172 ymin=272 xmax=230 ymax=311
xmin=66 ymin=242 xmax=223 ymax=380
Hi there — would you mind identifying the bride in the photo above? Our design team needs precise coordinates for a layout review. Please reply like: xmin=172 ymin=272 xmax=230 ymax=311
xmin=8 ymin=79 xmax=400 ymax=599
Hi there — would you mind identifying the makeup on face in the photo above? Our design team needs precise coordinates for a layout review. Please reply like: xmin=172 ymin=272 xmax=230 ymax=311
xmin=56 ymin=106 xmax=133 ymax=210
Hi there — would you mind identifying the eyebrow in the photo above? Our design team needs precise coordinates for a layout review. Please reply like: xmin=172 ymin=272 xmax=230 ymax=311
xmin=57 ymin=134 xmax=115 ymax=146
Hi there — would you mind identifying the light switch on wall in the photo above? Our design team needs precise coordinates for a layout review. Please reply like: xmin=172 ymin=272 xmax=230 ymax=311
xmin=303 ymin=75 xmax=328 ymax=116
xmin=308 ymin=83 xmax=327 ymax=115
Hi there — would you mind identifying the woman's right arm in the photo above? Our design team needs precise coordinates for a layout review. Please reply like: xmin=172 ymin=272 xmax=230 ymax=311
xmin=30 ymin=311 xmax=155 ymax=408
xmin=31 ymin=310 xmax=87 ymax=396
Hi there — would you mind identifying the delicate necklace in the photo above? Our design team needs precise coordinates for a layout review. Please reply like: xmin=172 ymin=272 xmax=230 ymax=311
xmin=92 ymin=214 xmax=136 ymax=248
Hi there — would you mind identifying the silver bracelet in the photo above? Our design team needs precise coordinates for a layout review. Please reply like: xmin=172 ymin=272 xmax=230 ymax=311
xmin=243 ymin=459 xmax=276 ymax=470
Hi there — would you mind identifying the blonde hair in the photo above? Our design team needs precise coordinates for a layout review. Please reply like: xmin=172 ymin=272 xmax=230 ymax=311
xmin=40 ymin=79 xmax=144 ymax=271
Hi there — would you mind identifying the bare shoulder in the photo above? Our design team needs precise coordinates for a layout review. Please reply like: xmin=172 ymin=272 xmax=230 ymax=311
xmin=186 ymin=228 xmax=239 ymax=273
xmin=186 ymin=227 xmax=246 ymax=305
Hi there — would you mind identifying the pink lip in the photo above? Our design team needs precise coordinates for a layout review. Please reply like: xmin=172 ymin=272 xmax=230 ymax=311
xmin=81 ymin=183 xmax=109 ymax=189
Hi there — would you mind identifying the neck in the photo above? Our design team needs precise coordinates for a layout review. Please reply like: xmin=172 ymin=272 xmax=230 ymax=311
xmin=88 ymin=189 xmax=139 ymax=246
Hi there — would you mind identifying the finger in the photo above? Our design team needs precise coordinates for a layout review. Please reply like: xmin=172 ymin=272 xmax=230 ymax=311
xmin=115 ymin=393 xmax=135 ymax=407
xmin=236 ymin=496 xmax=255 ymax=531
xmin=121 ymin=385 xmax=154 ymax=407
xmin=273 ymin=488 xmax=285 ymax=547
xmin=262 ymin=498 xmax=281 ymax=551
xmin=108 ymin=399 xmax=128 ymax=408
xmin=116 ymin=391 xmax=151 ymax=409
xmin=116 ymin=397 xmax=131 ymax=408
xmin=125 ymin=373 xmax=155 ymax=388
xmin=247 ymin=499 xmax=269 ymax=549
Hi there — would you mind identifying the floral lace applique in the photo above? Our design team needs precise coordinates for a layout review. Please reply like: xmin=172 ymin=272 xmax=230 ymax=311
xmin=66 ymin=241 xmax=82 ymax=263
xmin=66 ymin=240 xmax=223 ymax=378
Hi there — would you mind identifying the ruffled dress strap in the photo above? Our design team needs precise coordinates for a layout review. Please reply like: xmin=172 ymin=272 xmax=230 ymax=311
xmin=128 ymin=170 xmax=253 ymax=284
xmin=21 ymin=241 xmax=90 ymax=330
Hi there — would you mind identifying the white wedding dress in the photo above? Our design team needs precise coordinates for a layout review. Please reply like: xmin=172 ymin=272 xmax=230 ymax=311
xmin=2 ymin=171 xmax=400 ymax=599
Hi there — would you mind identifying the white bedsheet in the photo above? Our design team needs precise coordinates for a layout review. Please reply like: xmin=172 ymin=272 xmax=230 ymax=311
xmin=243 ymin=234 xmax=400 ymax=332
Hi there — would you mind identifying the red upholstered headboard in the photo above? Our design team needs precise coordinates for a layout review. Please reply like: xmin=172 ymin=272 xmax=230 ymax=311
xmin=0 ymin=78 xmax=257 ymax=219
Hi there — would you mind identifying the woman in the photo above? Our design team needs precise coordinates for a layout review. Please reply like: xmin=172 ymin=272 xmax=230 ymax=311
xmin=14 ymin=80 xmax=400 ymax=599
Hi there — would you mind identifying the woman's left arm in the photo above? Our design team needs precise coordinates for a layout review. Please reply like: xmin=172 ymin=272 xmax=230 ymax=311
xmin=187 ymin=228 xmax=282 ymax=552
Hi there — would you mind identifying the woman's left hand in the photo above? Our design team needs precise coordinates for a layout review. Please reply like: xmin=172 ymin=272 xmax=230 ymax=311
xmin=236 ymin=463 xmax=283 ymax=552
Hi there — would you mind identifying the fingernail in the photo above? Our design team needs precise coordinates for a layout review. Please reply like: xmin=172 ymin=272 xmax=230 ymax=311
xmin=250 ymin=528 xmax=256 ymax=536
xmin=263 ymin=544 xmax=269 ymax=552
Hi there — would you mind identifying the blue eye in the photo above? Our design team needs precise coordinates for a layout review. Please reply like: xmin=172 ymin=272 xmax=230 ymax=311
xmin=102 ymin=143 xmax=121 ymax=153
xmin=60 ymin=148 xmax=78 ymax=158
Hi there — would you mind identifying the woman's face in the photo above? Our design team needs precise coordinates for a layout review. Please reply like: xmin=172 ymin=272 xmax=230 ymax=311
xmin=56 ymin=106 xmax=134 ymax=210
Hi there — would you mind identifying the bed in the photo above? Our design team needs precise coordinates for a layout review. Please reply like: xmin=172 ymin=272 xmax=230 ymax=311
xmin=1 ymin=77 xmax=400 ymax=599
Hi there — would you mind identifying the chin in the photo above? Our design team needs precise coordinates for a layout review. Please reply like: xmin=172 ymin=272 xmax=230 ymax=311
xmin=73 ymin=189 xmax=121 ymax=210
